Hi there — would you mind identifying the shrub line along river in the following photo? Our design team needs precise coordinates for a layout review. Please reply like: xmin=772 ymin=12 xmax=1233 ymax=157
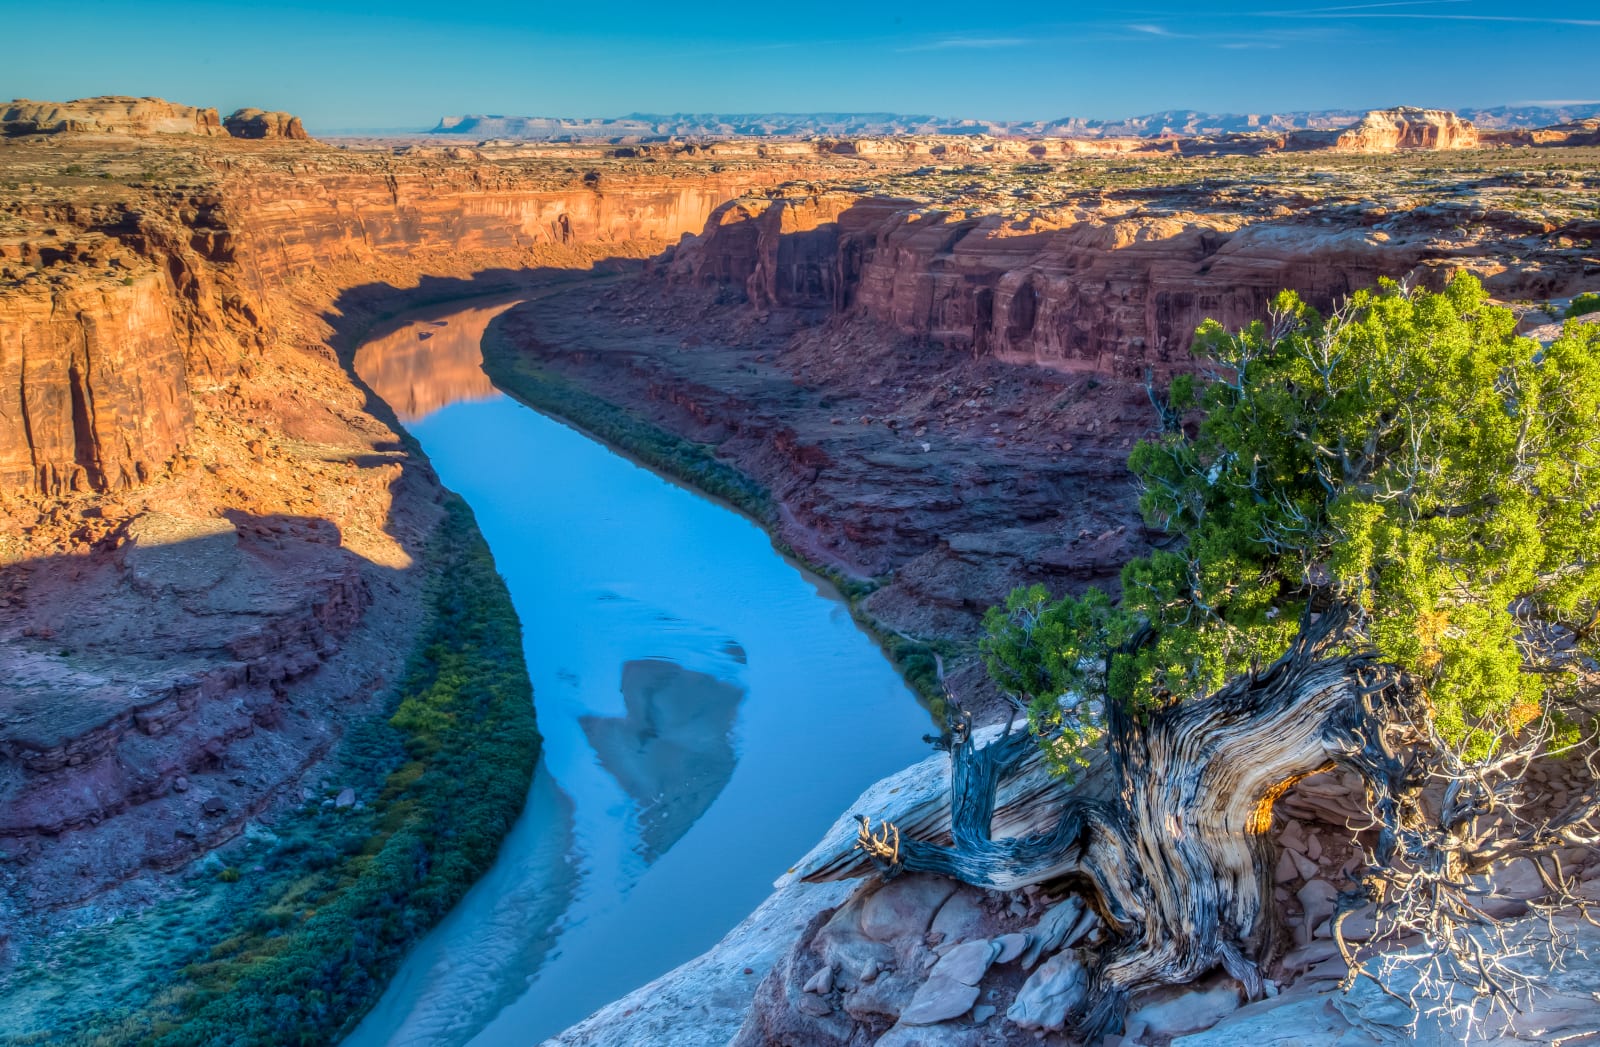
xmin=343 ymin=297 xmax=932 ymax=1046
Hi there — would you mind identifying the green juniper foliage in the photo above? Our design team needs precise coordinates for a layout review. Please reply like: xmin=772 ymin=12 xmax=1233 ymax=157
xmin=985 ymin=275 xmax=1600 ymax=764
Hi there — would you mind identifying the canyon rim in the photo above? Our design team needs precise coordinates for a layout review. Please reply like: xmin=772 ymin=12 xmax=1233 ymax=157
xmin=4 ymin=14 xmax=1600 ymax=1045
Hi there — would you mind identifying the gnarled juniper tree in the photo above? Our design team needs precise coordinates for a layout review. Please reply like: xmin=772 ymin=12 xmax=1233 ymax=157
xmin=857 ymin=274 xmax=1600 ymax=1034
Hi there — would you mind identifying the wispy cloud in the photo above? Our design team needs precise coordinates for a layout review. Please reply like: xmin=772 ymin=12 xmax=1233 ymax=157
xmin=1124 ymin=21 xmax=1326 ymax=47
xmin=1275 ymin=11 xmax=1600 ymax=26
xmin=1293 ymin=0 xmax=1468 ymax=11
xmin=896 ymin=36 xmax=1029 ymax=52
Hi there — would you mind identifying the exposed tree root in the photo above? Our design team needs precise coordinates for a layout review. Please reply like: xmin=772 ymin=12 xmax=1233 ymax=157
xmin=855 ymin=606 xmax=1600 ymax=1036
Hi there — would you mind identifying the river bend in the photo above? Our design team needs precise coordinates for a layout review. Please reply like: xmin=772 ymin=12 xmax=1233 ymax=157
xmin=343 ymin=297 xmax=930 ymax=1046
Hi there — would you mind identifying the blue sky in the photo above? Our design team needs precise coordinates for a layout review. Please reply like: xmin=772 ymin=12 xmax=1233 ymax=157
xmin=3 ymin=1 xmax=1596 ymax=131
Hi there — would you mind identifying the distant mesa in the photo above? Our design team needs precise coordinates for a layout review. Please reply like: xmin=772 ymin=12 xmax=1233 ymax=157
xmin=1 ymin=96 xmax=311 ymax=140
xmin=1328 ymin=106 xmax=1478 ymax=152
xmin=223 ymin=107 xmax=309 ymax=140
xmin=2 ymin=96 xmax=224 ymax=137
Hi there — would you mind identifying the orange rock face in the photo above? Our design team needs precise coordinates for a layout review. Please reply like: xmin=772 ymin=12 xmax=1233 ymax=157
xmin=1 ymin=96 xmax=224 ymax=137
xmin=672 ymin=192 xmax=1356 ymax=375
xmin=1326 ymin=106 xmax=1480 ymax=152
xmin=0 ymin=140 xmax=854 ymax=498
xmin=671 ymin=166 xmax=1595 ymax=379
xmin=0 ymin=275 xmax=193 ymax=493
xmin=1485 ymin=119 xmax=1600 ymax=148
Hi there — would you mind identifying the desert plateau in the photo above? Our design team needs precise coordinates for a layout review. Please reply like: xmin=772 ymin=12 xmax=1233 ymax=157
xmin=4 ymin=6 xmax=1600 ymax=1046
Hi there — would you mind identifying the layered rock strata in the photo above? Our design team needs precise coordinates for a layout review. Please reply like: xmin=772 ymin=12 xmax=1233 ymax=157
xmin=1 ymin=97 xmax=225 ymax=137
xmin=0 ymin=138 xmax=859 ymax=499
xmin=0 ymin=131 xmax=861 ymax=929
xmin=2 ymin=108 xmax=1598 ymax=1031
xmin=222 ymin=107 xmax=310 ymax=140
xmin=668 ymin=178 xmax=1597 ymax=379
xmin=474 ymin=157 xmax=1597 ymax=647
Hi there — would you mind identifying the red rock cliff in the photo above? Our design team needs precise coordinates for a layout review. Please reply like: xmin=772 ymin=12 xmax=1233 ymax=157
xmin=670 ymin=176 xmax=1589 ymax=377
xmin=0 ymin=142 xmax=847 ymax=497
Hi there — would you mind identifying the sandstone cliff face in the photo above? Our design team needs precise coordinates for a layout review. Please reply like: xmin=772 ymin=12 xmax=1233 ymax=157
xmin=223 ymin=107 xmax=310 ymax=140
xmin=0 ymin=141 xmax=845 ymax=498
xmin=0 ymin=274 xmax=192 ymax=494
xmin=0 ymin=191 xmax=273 ymax=495
xmin=1486 ymin=118 xmax=1600 ymax=148
xmin=671 ymin=192 xmax=1409 ymax=376
xmin=1327 ymin=106 xmax=1479 ymax=152
xmin=224 ymin=165 xmax=755 ymax=289
xmin=1 ymin=97 xmax=224 ymax=137
xmin=670 ymin=171 xmax=1594 ymax=379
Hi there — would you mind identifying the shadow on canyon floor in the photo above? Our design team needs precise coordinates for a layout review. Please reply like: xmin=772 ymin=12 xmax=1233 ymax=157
xmin=0 ymin=502 xmax=409 ymax=917
xmin=1 ymin=450 xmax=543 ymax=1046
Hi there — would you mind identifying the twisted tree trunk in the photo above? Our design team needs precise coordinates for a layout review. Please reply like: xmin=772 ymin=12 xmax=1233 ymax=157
xmin=855 ymin=609 xmax=1394 ymax=1035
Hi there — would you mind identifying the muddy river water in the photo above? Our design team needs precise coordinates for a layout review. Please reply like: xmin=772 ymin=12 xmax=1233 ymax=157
xmin=343 ymin=298 xmax=931 ymax=1046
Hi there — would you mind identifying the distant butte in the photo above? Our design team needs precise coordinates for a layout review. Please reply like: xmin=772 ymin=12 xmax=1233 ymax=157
xmin=1 ymin=96 xmax=311 ymax=140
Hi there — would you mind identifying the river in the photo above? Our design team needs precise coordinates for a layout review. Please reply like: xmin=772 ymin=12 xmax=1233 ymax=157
xmin=342 ymin=297 xmax=932 ymax=1046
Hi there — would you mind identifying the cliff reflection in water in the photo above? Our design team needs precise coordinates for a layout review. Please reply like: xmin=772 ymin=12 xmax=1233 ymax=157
xmin=581 ymin=658 xmax=744 ymax=864
xmin=345 ymin=297 xmax=930 ymax=1047
xmin=351 ymin=301 xmax=518 ymax=421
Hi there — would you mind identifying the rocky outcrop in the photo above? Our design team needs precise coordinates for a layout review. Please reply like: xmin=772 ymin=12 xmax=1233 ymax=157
xmin=1326 ymin=106 xmax=1479 ymax=152
xmin=0 ymin=97 xmax=312 ymax=142
xmin=1486 ymin=118 xmax=1600 ymax=149
xmin=0 ymin=132 xmax=858 ymax=498
xmin=1 ymin=97 xmax=224 ymax=137
xmin=223 ymin=107 xmax=310 ymax=140
xmin=550 ymin=735 xmax=1600 ymax=1047
xmin=0 ymin=273 xmax=193 ymax=494
xmin=667 ymin=183 xmax=1583 ymax=379
xmin=0 ymin=192 xmax=272 ymax=495
xmin=0 ymin=511 xmax=371 ymax=908
xmin=541 ymin=735 xmax=1600 ymax=1046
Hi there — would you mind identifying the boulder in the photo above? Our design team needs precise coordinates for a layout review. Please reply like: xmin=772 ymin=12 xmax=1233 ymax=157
xmin=1127 ymin=982 xmax=1241 ymax=1039
xmin=992 ymin=932 xmax=1028 ymax=964
xmin=928 ymin=939 xmax=999 ymax=986
xmin=899 ymin=974 xmax=980 ymax=1026
xmin=1006 ymin=949 xmax=1087 ymax=1030
xmin=1019 ymin=896 xmax=1089 ymax=968
xmin=859 ymin=874 xmax=958 ymax=942
xmin=1295 ymin=880 xmax=1339 ymax=947
xmin=802 ymin=963 xmax=835 ymax=994
xmin=927 ymin=890 xmax=990 ymax=946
